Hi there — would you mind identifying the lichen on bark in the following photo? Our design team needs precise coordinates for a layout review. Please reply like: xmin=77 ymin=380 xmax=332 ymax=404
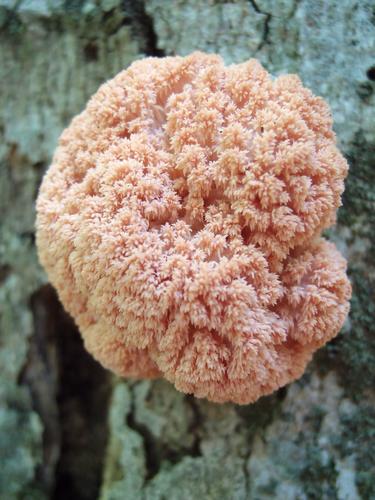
xmin=0 ymin=0 xmax=374 ymax=498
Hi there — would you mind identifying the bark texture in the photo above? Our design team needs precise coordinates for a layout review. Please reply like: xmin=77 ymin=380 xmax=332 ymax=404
xmin=0 ymin=1 xmax=374 ymax=499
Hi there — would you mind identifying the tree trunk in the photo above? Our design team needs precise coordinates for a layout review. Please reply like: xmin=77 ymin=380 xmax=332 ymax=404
xmin=0 ymin=1 xmax=374 ymax=498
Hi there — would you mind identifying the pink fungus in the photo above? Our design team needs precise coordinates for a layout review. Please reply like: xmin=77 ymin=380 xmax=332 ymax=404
xmin=36 ymin=52 xmax=351 ymax=404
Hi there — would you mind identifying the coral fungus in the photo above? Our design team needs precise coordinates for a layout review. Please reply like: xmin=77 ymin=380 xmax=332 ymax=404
xmin=36 ymin=52 xmax=351 ymax=404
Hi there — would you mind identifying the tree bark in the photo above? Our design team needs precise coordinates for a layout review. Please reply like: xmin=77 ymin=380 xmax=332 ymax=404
xmin=0 ymin=1 xmax=374 ymax=499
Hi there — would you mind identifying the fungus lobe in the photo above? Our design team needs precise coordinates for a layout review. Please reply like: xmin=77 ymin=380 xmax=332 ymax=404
xmin=36 ymin=52 xmax=351 ymax=404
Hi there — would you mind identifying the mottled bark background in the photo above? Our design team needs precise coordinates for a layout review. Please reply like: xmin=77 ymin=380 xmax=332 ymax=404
xmin=0 ymin=1 xmax=374 ymax=499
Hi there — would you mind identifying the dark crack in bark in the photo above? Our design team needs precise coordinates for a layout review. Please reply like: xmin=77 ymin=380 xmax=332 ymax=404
xmin=127 ymin=394 xmax=162 ymax=481
xmin=248 ymin=0 xmax=272 ymax=49
xmin=22 ymin=284 xmax=112 ymax=500
xmin=123 ymin=0 xmax=165 ymax=57
xmin=185 ymin=395 xmax=203 ymax=459
xmin=21 ymin=285 xmax=61 ymax=497
xmin=125 ymin=387 xmax=202 ymax=481
xmin=52 ymin=290 xmax=112 ymax=500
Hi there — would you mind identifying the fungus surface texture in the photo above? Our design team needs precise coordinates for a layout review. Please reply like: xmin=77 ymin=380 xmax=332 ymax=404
xmin=36 ymin=52 xmax=351 ymax=404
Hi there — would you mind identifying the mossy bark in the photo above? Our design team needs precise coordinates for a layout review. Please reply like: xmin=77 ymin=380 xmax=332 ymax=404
xmin=0 ymin=1 xmax=374 ymax=498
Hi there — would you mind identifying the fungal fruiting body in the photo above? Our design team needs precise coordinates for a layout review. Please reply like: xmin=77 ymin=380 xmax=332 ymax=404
xmin=36 ymin=52 xmax=351 ymax=404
